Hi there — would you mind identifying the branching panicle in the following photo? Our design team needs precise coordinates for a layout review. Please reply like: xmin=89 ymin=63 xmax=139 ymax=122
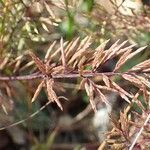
xmin=0 ymin=37 xmax=149 ymax=149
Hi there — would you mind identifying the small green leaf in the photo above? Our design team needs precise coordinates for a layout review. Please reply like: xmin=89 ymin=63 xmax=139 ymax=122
xmin=81 ymin=0 xmax=94 ymax=12
xmin=59 ymin=14 xmax=74 ymax=40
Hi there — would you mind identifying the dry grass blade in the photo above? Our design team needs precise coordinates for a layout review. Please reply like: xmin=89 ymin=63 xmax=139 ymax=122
xmin=73 ymin=49 xmax=93 ymax=69
xmin=45 ymin=41 xmax=57 ymax=62
xmin=89 ymin=81 xmax=97 ymax=112
xmin=0 ymin=94 xmax=9 ymax=114
xmin=96 ymin=40 xmax=110 ymax=52
xmin=142 ymin=86 xmax=149 ymax=102
xmin=51 ymin=1 xmax=65 ymax=10
xmin=60 ymin=37 xmax=66 ymax=68
xmin=77 ymin=36 xmax=90 ymax=50
xmin=44 ymin=2 xmax=56 ymax=19
xmin=102 ymin=74 xmax=111 ymax=87
xmin=99 ymin=40 xmax=120 ymax=65
xmin=110 ymin=116 xmax=121 ymax=131
xmin=133 ymin=96 xmax=147 ymax=111
xmin=20 ymin=61 xmax=34 ymax=71
xmin=65 ymin=37 xmax=80 ymax=61
xmin=0 ymin=54 xmax=11 ymax=70
xmin=51 ymin=66 xmax=64 ymax=74
xmin=112 ymin=143 xmax=126 ymax=149
xmin=84 ymin=81 xmax=97 ymax=112
xmin=28 ymin=51 xmax=46 ymax=74
xmin=103 ymin=40 xmax=128 ymax=64
xmin=130 ymin=91 xmax=141 ymax=108
xmin=58 ymin=40 xmax=74 ymax=63
xmin=5 ymin=83 xmax=12 ymax=98
xmin=122 ymin=74 xmax=149 ymax=101
xmin=92 ymin=40 xmax=109 ymax=70
xmin=78 ymin=56 xmax=86 ymax=71
xmin=78 ymin=78 xmax=86 ymax=90
xmin=121 ymin=46 xmax=147 ymax=65
xmin=45 ymin=60 xmax=52 ymax=74
xmin=13 ymin=55 xmax=23 ymax=73
xmin=46 ymin=78 xmax=55 ymax=102
xmin=7 ymin=55 xmax=22 ymax=66
xmin=68 ymin=37 xmax=91 ymax=65
xmin=144 ymin=73 xmax=150 ymax=80
xmin=109 ymin=39 xmax=120 ymax=50
xmin=120 ymin=112 xmax=129 ymax=138
xmin=41 ymin=23 xmax=50 ymax=32
xmin=111 ymin=81 xmax=131 ymax=103
xmin=99 ymin=42 xmax=138 ymax=70
xmin=1 ymin=104 xmax=8 ymax=115
xmin=93 ymin=40 xmax=127 ymax=70
xmin=40 ymin=17 xmax=53 ymax=26
xmin=96 ymin=88 xmax=110 ymax=106
xmin=84 ymin=81 xmax=89 ymax=95
xmin=122 ymin=74 xmax=143 ymax=87
xmin=51 ymin=41 xmax=68 ymax=59
xmin=68 ymin=36 xmax=92 ymax=65
xmin=31 ymin=81 xmax=44 ymax=102
xmin=129 ymin=113 xmax=150 ymax=150
xmin=114 ymin=46 xmax=147 ymax=72
xmin=95 ymin=84 xmax=118 ymax=93
xmin=143 ymin=68 xmax=150 ymax=73
xmin=46 ymin=78 xmax=63 ymax=110
xmin=116 ymin=44 xmax=137 ymax=55
xmin=129 ymin=59 xmax=150 ymax=72
xmin=135 ymin=75 xmax=150 ymax=88
xmin=114 ymin=49 xmax=132 ymax=72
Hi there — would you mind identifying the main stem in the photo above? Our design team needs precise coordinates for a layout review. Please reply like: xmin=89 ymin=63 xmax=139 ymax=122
xmin=0 ymin=71 xmax=140 ymax=81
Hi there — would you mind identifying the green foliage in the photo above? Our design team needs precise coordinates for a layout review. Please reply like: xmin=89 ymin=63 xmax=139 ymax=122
xmin=59 ymin=13 xmax=74 ymax=40
xmin=81 ymin=0 xmax=94 ymax=12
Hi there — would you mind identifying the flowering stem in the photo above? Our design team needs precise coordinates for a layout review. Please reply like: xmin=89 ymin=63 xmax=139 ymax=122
xmin=0 ymin=72 xmax=142 ymax=81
